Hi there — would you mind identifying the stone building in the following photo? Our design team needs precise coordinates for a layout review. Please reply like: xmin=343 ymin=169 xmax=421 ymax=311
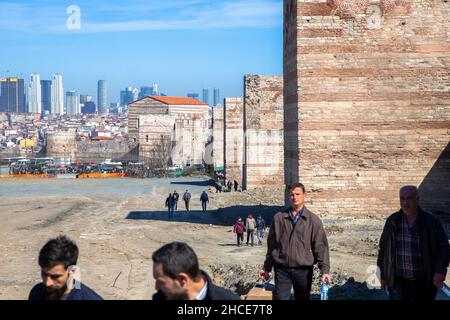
xmin=128 ymin=96 xmax=210 ymax=167
xmin=224 ymin=97 xmax=244 ymax=185
xmin=212 ymin=105 xmax=224 ymax=171
xmin=46 ymin=131 xmax=129 ymax=162
xmin=284 ymin=0 xmax=450 ymax=215
xmin=243 ymin=75 xmax=284 ymax=189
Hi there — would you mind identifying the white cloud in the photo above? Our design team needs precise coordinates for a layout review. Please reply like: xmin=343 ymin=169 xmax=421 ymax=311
xmin=0 ymin=0 xmax=282 ymax=34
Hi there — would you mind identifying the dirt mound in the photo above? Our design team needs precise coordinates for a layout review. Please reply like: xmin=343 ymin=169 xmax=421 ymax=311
xmin=207 ymin=263 xmax=260 ymax=296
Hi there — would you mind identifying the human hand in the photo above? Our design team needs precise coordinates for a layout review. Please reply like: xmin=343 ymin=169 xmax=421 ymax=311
xmin=258 ymin=269 xmax=270 ymax=282
xmin=321 ymin=273 xmax=332 ymax=285
xmin=433 ymin=273 xmax=446 ymax=288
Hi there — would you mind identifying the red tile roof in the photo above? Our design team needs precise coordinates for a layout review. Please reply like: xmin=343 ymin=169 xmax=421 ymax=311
xmin=150 ymin=96 xmax=208 ymax=106
xmin=91 ymin=136 xmax=113 ymax=141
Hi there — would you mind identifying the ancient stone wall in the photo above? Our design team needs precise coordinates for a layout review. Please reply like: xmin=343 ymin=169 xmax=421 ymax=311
xmin=224 ymin=97 xmax=244 ymax=185
xmin=212 ymin=106 xmax=224 ymax=170
xmin=285 ymin=0 xmax=450 ymax=215
xmin=243 ymin=75 xmax=284 ymax=189
xmin=46 ymin=131 xmax=130 ymax=162
xmin=138 ymin=114 xmax=176 ymax=165
xmin=46 ymin=132 xmax=77 ymax=160
xmin=172 ymin=116 xmax=210 ymax=166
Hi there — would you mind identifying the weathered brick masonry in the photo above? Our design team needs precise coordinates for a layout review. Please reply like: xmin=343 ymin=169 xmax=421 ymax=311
xmin=224 ymin=97 xmax=244 ymax=185
xmin=243 ymin=75 xmax=285 ymax=189
xmin=212 ymin=106 xmax=224 ymax=170
xmin=284 ymin=0 xmax=450 ymax=215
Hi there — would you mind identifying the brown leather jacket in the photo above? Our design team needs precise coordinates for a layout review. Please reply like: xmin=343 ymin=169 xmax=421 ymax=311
xmin=263 ymin=207 xmax=330 ymax=274
xmin=377 ymin=208 xmax=450 ymax=288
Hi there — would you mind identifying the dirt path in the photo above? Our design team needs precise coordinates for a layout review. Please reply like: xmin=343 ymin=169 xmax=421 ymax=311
xmin=0 ymin=177 xmax=448 ymax=300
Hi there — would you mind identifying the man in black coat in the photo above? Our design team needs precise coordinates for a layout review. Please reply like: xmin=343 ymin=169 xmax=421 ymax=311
xmin=377 ymin=185 xmax=450 ymax=300
xmin=29 ymin=235 xmax=103 ymax=300
xmin=152 ymin=242 xmax=240 ymax=300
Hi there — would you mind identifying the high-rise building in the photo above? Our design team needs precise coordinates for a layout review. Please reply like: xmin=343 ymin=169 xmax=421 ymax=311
xmin=120 ymin=87 xmax=138 ymax=106
xmin=187 ymin=93 xmax=199 ymax=100
xmin=80 ymin=95 xmax=92 ymax=104
xmin=152 ymin=83 xmax=159 ymax=96
xmin=28 ymin=74 xmax=42 ymax=114
xmin=139 ymin=86 xmax=153 ymax=99
xmin=0 ymin=77 xmax=26 ymax=113
xmin=40 ymin=80 xmax=52 ymax=114
xmin=66 ymin=91 xmax=80 ymax=115
xmin=82 ymin=101 xmax=96 ymax=114
xmin=202 ymin=89 xmax=209 ymax=105
xmin=97 ymin=80 xmax=108 ymax=114
xmin=213 ymin=88 xmax=220 ymax=106
xmin=51 ymin=74 xmax=64 ymax=114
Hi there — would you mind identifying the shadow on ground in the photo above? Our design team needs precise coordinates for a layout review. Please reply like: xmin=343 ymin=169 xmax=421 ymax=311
xmin=311 ymin=278 xmax=389 ymax=300
xmin=126 ymin=204 xmax=283 ymax=226
xmin=170 ymin=179 xmax=215 ymax=187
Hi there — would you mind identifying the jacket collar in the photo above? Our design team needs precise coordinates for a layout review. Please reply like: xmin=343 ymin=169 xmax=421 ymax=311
xmin=391 ymin=206 xmax=425 ymax=226
xmin=282 ymin=206 xmax=309 ymax=220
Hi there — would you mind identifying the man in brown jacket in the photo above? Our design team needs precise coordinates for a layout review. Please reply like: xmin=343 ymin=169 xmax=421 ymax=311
xmin=377 ymin=185 xmax=450 ymax=300
xmin=258 ymin=183 xmax=331 ymax=300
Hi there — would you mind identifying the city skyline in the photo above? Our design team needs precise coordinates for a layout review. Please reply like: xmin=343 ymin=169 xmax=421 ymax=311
xmin=0 ymin=0 xmax=283 ymax=102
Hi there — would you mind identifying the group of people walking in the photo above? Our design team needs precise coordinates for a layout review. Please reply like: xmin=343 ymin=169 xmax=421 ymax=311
xmin=27 ymin=182 xmax=449 ymax=301
xmin=165 ymin=190 xmax=210 ymax=218
xmin=233 ymin=214 xmax=266 ymax=247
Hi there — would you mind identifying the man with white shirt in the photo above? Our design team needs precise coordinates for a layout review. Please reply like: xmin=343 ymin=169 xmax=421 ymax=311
xmin=152 ymin=242 xmax=240 ymax=300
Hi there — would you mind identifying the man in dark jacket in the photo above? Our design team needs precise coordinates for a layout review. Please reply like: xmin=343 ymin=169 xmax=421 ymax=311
xmin=377 ymin=185 xmax=450 ymax=300
xmin=165 ymin=193 xmax=175 ymax=219
xmin=200 ymin=191 xmax=209 ymax=212
xmin=256 ymin=215 xmax=266 ymax=245
xmin=152 ymin=242 xmax=240 ymax=300
xmin=29 ymin=235 xmax=103 ymax=300
xmin=258 ymin=183 xmax=331 ymax=300
xmin=173 ymin=190 xmax=179 ymax=211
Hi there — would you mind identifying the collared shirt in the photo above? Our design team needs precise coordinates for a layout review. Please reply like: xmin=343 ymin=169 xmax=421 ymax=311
xmin=290 ymin=206 xmax=305 ymax=225
xmin=395 ymin=213 xmax=421 ymax=279
xmin=196 ymin=281 xmax=208 ymax=300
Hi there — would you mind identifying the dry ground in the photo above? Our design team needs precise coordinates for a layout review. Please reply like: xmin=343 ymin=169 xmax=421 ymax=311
xmin=0 ymin=177 xmax=448 ymax=300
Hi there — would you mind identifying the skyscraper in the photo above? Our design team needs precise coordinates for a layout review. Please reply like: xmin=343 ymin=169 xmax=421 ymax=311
xmin=187 ymin=93 xmax=199 ymax=100
xmin=28 ymin=74 xmax=42 ymax=114
xmin=152 ymin=83 xmax=159 ymax=96
xmin=40 ymin=80 xmax=52 ymax=114
xmin=0 ymin=77 xmax=26 ymax=113
xmin=213 ymin=88 xmax=220 ymax=106
xmin=66 ymin=91 xmax=80 ymax=115
xmin=120 ymin=87 xmax=138 ymax=106
xmin=80 ymin=95 xmax=92 ymax=104
xmin=202 ymin=89 xmax=209 ymax=105
xmin=139 ymin=86 xmax=153 ymax=99
xmin=51 ymin=74 xmax=64 ymax=114
xmin=97 ymin=80 xmax=107 ymax=114
xmin=82 ymin=101 xmax=96 ymax=114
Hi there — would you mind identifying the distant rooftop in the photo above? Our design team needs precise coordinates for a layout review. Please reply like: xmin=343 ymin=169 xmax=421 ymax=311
xmin=150 ymin=96 xmax=208 ymax=106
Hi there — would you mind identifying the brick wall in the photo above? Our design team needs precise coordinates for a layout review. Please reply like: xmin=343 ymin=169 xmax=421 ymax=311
xmin=243 ymin=75 xmax=285 ymax=189
xmin=224 ymin=97 xmax=244 ymax=185
xmin=212 ymin=106 xmax=224 ymax=170
xmin=46 ymin=131 xmax=130 ymax=162
xmin=285 ymin=0 xmax=450 ymax=215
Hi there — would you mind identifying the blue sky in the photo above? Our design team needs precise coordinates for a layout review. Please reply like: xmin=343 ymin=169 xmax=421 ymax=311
xmin=0 ymin=0 xmax=283 ymax=103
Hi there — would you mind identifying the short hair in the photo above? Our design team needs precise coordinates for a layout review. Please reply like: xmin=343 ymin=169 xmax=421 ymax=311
xmin=400 ymin=185 xmax=418 ymax=194
xmin=152 ymin=242 xmax=200 ymax=280
xmin=38 ymin=235 xmax=79 ymax=269
xmin=288 ymin=183 xmax=306 ymax=193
